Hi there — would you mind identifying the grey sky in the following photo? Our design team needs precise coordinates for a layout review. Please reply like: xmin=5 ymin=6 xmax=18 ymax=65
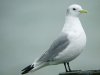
xmin=0 ymin=0 xmax=100 ymax=75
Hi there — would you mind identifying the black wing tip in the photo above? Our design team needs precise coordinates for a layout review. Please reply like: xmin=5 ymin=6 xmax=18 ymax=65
xmin=21 ymin=65 xmax=34 ymax=74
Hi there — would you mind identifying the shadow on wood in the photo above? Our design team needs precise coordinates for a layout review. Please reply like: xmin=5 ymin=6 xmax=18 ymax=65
xmin=59 ymin=70 xmax=100 ymax=75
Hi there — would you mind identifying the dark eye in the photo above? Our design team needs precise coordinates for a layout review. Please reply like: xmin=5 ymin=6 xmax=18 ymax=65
xmin=73 ymin=8 xmax=76 ymax=10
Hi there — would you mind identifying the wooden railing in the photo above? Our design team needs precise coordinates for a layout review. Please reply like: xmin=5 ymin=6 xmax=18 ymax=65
xmin=59 ymin=70 xmax=100 ymax=75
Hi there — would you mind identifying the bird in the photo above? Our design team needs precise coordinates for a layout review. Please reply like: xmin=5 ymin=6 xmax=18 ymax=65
xmin=21 ymin=4 xmax=87 ymax=74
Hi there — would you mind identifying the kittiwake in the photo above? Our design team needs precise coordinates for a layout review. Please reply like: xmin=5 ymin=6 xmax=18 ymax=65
xmin=21 ymin=4 xmax=87 ymax=74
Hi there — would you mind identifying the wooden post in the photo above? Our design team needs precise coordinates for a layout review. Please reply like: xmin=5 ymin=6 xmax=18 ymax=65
xmin=59 ymin=70 xmax=100 ymax=75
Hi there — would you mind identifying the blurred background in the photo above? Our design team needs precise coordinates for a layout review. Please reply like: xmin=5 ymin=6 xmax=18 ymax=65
xmin=0 ymin=0 xmax=100 ymax=75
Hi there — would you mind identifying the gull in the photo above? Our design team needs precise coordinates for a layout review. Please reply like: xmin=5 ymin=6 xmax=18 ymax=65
xmin=21 ymin=4 xmax=87 ymax=74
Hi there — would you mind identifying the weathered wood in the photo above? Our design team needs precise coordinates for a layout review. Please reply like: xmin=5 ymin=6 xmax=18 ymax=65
xmin=59 ymin=70 xmax=100 ymax=75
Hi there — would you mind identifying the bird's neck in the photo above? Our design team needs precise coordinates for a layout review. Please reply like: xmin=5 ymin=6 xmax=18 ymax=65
xmin=65 ymin=15 xmax=79 ymax=24
xmin=62 ymin=15 xmax=83 ymax=33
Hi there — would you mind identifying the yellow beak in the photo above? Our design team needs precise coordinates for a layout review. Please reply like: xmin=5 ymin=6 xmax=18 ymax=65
xmin=79 ymin=10 xmax=88 ymax=13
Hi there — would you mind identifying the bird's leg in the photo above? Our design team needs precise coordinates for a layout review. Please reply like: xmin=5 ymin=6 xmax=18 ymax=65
xmin=67 ymin=62 xmax=71 ymax=72
xmin=64 ymin=62 xmax=68 ymax=72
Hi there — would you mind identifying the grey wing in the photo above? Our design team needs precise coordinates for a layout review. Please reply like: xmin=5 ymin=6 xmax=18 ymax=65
xmin=38 ymin=33 xmax=70 ymax=62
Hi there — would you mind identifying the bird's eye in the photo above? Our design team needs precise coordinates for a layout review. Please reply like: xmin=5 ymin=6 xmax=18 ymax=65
xmin=73 ymin=8 xmax=76 ymax=10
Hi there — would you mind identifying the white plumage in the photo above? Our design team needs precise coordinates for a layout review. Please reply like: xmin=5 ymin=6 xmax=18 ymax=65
xmin=21 ymin=4 xmax=87 ymax=74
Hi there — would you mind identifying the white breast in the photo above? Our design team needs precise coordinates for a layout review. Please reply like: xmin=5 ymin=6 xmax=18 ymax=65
xmin=49 ymin=16 xmax=86 ymax=64
xmin=53 ymin=31 xmax=86 ymax=64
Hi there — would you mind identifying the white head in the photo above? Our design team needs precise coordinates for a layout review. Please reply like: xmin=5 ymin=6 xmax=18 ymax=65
xmin=67 ymin=4 xmax=87 ymax=16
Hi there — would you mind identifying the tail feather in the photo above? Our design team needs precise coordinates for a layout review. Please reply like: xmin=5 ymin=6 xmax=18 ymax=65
xmin=21 ymin=62 xmax=48 ymax=74
xmin=21 ymin=65 xmax=34 ymax=74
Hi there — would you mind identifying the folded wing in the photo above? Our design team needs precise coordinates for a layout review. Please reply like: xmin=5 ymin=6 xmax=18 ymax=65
xmin=38 ymin=33 xmax=70 ymax=62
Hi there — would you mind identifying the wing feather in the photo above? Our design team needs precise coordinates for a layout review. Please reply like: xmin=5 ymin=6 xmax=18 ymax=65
xmin=38 ymin=33 xmax=70 ymax=62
